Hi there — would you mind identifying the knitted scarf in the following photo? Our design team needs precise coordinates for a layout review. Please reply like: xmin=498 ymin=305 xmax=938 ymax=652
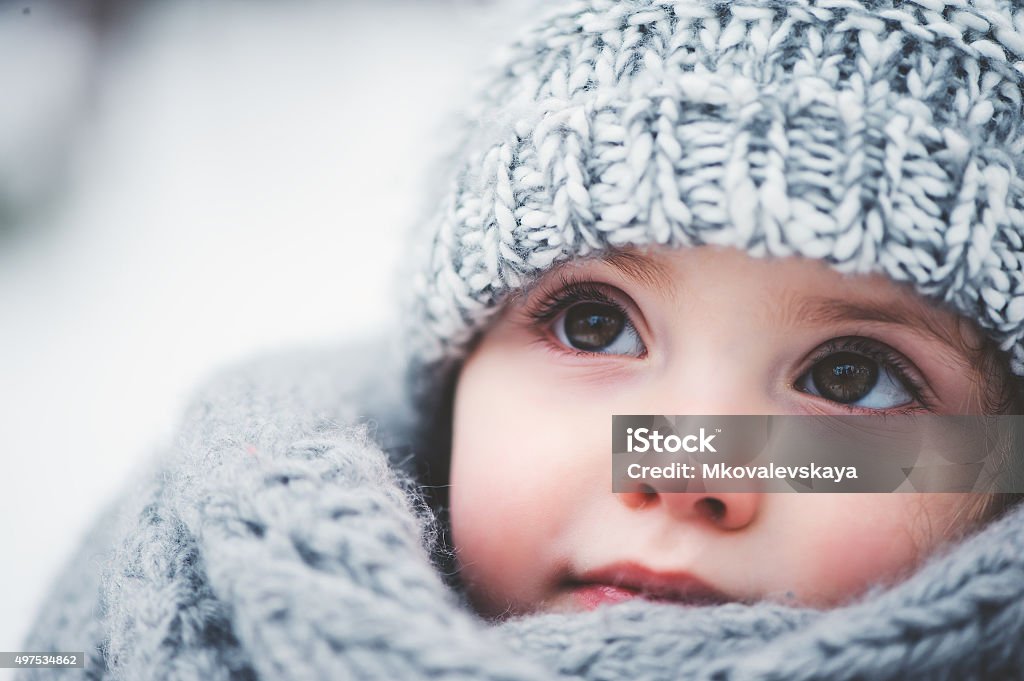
xmin=18 ymin=338 xmax=1024 ymax=681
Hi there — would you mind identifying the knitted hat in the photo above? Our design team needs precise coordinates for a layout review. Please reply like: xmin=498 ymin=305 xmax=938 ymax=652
xmin=404 ymin=0 xmax=1024 ymax=405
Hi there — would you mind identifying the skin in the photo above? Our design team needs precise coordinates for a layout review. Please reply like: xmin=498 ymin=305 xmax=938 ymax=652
xmin=449 ymin=245 xmax=991 ymax=618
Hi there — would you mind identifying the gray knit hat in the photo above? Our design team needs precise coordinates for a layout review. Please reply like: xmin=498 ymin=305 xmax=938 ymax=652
xmin=405 ymin=0 xmax=1024 ymax=397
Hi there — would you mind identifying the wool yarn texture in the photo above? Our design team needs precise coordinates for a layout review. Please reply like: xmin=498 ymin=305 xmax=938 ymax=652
xmin=17 ymin=340 xmax=1024 ymax=680
xmin=406 ymin=0 xmax=1024 ymax=396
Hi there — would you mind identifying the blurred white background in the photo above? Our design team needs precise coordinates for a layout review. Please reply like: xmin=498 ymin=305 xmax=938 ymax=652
xmin=0 ymin=0 xmax=532 ymax=668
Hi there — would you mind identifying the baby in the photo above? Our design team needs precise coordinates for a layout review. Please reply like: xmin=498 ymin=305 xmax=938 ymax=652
xmin=448 ymin=245 xmax=1020 ymax=617
xmin=403 ymin=0 xmax=1024 ymax=622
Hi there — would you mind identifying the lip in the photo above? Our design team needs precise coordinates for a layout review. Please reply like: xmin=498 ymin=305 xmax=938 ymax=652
xmin=567 ymin=562 xmax=731 ymax=610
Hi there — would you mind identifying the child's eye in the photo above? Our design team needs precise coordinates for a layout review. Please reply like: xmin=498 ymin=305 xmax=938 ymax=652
xmin=795 ymin=338 xmax=929 ymax=411
xmin=551 ymin=301 xmax=645 ymax=357
xmin=523 ymin=276 xmax=648 ymax=358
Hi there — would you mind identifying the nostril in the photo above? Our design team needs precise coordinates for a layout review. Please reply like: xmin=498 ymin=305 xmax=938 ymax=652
xmin=637 ymin=484 xmax=658 ymax=509
xmin=696 ymin=497 xmax=726 ymax=522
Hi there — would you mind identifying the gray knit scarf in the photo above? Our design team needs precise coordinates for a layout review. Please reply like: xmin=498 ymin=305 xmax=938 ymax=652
xmin=18 ymin=338 xmax=1024 ymax=681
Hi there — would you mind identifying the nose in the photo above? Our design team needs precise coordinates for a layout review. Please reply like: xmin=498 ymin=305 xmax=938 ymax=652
xmin=618 ymin=488 xmax=762 ymax=531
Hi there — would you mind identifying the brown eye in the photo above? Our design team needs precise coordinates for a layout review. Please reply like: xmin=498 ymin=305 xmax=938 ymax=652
xmin=809 ymin=351 xmax=878 ymax=403
xmin=797 ymin=342 xmax=917 ymax=410
xmin=552 ymin=302 xmax=645 ymax=356
xmin=563 ymin=303 xmax=623 ymax=349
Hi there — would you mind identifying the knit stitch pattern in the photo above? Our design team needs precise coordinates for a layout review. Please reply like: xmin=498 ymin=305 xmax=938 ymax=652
xmin=407 ymin=0 xmax=1024 ymax=385
xmin=17 ymin=340 xmax=1024 ymax=680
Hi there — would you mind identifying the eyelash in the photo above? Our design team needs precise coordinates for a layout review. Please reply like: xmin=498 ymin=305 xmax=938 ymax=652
xmin=523 ymin=276 xmax=935 ymax=412
xmin=526 ymin=277 xmax=625 ymax=327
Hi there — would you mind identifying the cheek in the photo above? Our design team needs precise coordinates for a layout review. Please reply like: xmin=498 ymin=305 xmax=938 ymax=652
xmin=776 ymin=495 xmax=959 ymax=605
xmin=806 ymin=521 xmax=913 ymax=602
xmin=449 ymin=363 xmax=575 ymax=538
xmin=449 ymin=477 xmax=551 ymax=612
xmin=449 ymin=428 xmax=565 ymax=572
xmin=447 ymin=350 xmax=587 ymax=613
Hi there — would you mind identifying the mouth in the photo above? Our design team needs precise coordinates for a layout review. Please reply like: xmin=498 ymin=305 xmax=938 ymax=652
xmin=565 ymin=562 xmax=732 ymax=610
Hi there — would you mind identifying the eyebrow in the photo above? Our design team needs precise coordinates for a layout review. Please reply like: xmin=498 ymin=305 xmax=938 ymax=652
xmin=783 ymin=294 xmax=974 ymax=362
xmin=595 ymin=249 xmax=675 ymax=290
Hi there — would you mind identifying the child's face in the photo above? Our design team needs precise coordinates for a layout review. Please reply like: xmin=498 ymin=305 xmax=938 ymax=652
xmin=449 ymin=246 xmax=990 ymax=617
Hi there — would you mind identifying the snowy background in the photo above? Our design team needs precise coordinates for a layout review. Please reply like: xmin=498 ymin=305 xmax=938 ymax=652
xmin=0 ymin=0 xmax=531 ymax=666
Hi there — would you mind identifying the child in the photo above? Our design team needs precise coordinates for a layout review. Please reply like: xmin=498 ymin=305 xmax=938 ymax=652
xmin=20 ymin=0 xmax=1024 ymax=679
xmin=445 ymin=246 xmax=1023 ymax=616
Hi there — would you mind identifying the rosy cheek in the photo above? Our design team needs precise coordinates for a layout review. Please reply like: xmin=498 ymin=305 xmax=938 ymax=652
xmin=788 ymin=502 xmax=919 ymax=606
xmin=451 ymin=479 xmax=553 ymax=615
xmin=817 ymin=532 xmax=910 ymax=602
